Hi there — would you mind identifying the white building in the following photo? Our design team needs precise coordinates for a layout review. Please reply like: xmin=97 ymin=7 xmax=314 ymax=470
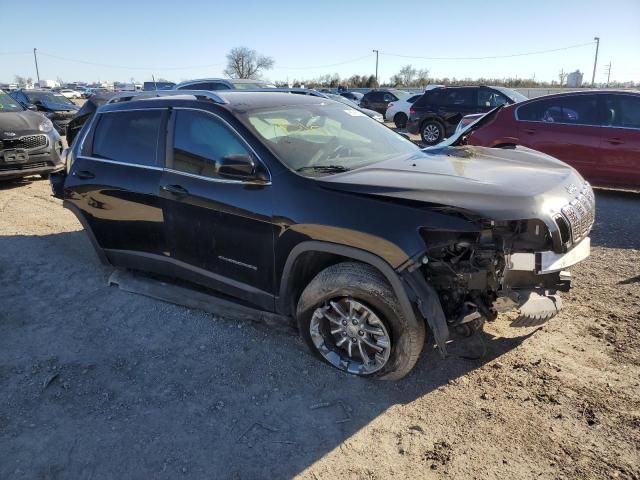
xmin=566 ymin=70 xmax=583 ymax=88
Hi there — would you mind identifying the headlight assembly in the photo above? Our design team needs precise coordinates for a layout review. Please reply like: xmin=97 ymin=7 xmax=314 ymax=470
xmin=39 ymin=118 xmax=54 ymax=133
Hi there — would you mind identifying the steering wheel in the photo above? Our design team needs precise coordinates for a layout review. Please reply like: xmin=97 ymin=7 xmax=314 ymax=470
xmin=307 ymin=136 xmax=350 ymax=167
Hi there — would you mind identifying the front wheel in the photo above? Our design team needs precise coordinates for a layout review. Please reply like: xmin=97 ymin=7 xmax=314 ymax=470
xmin=420 ymin=120 xmax=444 ymax=145
xmin=296 ymin=262 xmax=425 ymax=380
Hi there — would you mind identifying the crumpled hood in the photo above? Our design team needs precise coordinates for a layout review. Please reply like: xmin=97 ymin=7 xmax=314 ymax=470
xmin=0 ymin=111 xmax=45 ymax=137
xmin=41 ymin=101 xmax=79 ymax=112
xmin=318 ymin=145 xmax=585 ymax=221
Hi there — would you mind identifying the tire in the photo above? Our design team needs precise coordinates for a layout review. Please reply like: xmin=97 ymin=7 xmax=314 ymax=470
xmin=296 ymin=262 xmax=425 ymax=380
xmin=393 ymin=113 xmax=408 ymax=129
xmin=420 ymin=119 xmax=444 ymax=145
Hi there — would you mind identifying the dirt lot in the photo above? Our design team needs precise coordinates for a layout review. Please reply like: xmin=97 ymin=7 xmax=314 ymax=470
xmin=1 ymin=178 xmax=638 ymax=480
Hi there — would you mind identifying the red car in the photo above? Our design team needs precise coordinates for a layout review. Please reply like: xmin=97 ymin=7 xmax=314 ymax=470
xmin=464 ymin=90 xmax=640 ymax=189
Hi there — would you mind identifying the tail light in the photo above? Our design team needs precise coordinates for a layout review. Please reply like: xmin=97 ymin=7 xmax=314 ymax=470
xmin=409 ymin=107 xmax=415 ymax=114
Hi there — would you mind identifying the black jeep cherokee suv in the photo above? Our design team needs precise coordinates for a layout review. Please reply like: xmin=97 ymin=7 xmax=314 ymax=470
xmin=407 ymin=86 xmax=527 ymax=145
xmin=51 ymin=91 xmax=594 ymax=380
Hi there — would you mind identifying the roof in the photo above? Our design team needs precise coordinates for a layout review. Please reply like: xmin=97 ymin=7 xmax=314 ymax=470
xmin=100 ymin=90 xmax=333 ymax=114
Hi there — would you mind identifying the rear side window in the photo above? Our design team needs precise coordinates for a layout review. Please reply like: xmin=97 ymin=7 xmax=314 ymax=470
xmin=172 ymin=110 xmax=251 ymax=179
xmin=91 ymin=110 xmax=163 ymax=166
xmin=413 ymin=90 xmax=444 ymax=108
xmin=517 ymin=95 xmax=600 ymax=125
xmin=407 ymin=95 xmax=421 ymax=103
xmin=442 ymin=88 xmax=476 ymax=107
xmin=366 ymin=92 xmax=384 ymax=102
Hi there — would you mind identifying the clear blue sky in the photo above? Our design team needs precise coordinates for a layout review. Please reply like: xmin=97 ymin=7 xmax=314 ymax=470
xmin=1 ymin=0 xmax=638 ymax=85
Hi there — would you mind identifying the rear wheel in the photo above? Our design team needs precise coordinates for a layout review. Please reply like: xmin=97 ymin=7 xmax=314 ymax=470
xmin=296 ymin=262 xmax=425 ymax=380
xmin=420 ymin=120 xmax=444 ymax=145
xmin=393 ymin=113 xmax=408 ymax=129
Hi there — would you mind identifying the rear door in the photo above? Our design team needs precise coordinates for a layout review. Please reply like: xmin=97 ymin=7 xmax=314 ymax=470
xmin=515 ymin=94 xmax=603 ymax=181
xmin=160 ymin=108 xmax=275 ymax=310
xmin=439 ymin=88 xmax=478 ymax=135
xmin=65 ymin=108 xmax=169 ymax=257
xmin=600 ymin=93 xmax=640 ymax=188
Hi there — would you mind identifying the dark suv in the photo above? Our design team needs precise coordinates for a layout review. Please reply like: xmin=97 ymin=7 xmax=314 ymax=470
xmin=51 ymin=90 xmax=593 ymax=380
xmin=407 ymin=86 xmax=527 ymax=145
xmin=360 ymin=89 xmax=410 ymax=114
xmin=9 ymin=89 xmax=80 ymax=135
xmin=0 ymin=90 xmax=64 ymax=180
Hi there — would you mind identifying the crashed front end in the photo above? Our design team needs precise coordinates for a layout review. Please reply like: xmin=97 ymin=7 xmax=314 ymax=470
xmin=405 ymin=181 xmax=595 ymax=344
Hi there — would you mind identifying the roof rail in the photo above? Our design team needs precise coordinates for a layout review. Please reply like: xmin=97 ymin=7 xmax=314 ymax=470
xmin=106 ymin=90 xmax=227 ymax=105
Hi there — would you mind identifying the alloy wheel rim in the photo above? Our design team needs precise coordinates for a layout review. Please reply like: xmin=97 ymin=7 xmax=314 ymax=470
xmin=309 ymin=297 xmax=391 ymax=375
xmin=423 ymin=124 xmax=440 ymax=142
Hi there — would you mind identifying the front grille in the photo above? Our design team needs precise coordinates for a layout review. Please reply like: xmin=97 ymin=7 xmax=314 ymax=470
xmin=559 ymin=182 xmax=595 ymax=244
xmin=0 ymin=161 xmax=49 ymax=171
xmin=0 ymin=134 xmax=48 ymax=150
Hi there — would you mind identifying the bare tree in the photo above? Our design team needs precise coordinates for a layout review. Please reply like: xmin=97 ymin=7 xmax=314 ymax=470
xmin=14 ymin=75 xmax=31 ymax=87
xmin=224 ymin=47 xmax=274 ymax=79
xmin=416 ymin=68 xmax=430 ymax=85
xmin=398 ymin=65 xmax=417 ymax=85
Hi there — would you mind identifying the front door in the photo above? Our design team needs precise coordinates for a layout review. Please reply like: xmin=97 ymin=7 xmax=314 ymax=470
xmin=160 ymin=108 xmax=275 ymax=310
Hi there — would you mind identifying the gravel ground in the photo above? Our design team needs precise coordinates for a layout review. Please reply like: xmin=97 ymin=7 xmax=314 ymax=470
xmin=0 ymin=178 xmax=638 ymax=480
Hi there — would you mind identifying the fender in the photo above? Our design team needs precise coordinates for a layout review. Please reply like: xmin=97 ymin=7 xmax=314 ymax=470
xmin=489 ymin=136 xmax=520 ymax=148
xmin=278 ymin=241 xmax=449 ymax=355
xmin=278 ymin=240 xmax=415 ymax=318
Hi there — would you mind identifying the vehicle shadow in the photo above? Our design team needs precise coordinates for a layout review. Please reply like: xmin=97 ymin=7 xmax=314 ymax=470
xmin=591 ymin=189 xmax=640 ymax=249
xmin=0 ymin=230 xmax=542 ymax=479
xmin=0 ymin=177 xmax=41 ymax=190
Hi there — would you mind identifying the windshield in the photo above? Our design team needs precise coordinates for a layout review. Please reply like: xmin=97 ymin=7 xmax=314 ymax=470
xmin=25 ymin=91 xmax=75 ymax=105
xmin=494 ymin=86 xmax=528 ymax=103
xmin=325 ymin=93 xmax=358 ymax=108
xmin=0 ymin=92 xmax=24 ymax=112
xmin=242 ymin=103 xmax=418 ymax=176
xmin=232 ymin=81 xmax=277 ymax=89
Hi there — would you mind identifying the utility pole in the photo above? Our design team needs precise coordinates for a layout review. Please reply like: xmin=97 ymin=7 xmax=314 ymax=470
xmin=604 ymin=61 xmax=612 ymax=86
xmin=591 ymin=37 xmax=600 ymax=86
xmin=33 ymin=48 xmax=41 ymax=87
xmin=372 ymin=49 xmax=379 ymax=87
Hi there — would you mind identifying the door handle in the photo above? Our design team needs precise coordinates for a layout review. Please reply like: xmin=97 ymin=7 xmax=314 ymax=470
xmin=523 ymin=128 xmax=536 ymax=134
xmin=74 ymin=170 xmax=95 ymax=180
xmin=607 ymin=138 xmax=624 ymax=145
xmin=161 ymin=184 xmax=189 ymax=196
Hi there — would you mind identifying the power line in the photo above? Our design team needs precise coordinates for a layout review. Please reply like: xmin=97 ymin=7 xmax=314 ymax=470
xmin=36 ymin=51 xmax=224 ymax=71
xmin=380 ymin=41 xmax=597 ymax=61
xmin=277 ymin=53 xmax=374 ymax=70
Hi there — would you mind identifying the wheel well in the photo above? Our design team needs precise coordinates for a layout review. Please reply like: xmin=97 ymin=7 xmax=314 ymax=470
xmin=394 ymin=112 xmax=407 ymax=119
xmin=420 ymin=117 xmax=444 ymax=130
xmin=283 ymin=251 xmax=346 ymax=316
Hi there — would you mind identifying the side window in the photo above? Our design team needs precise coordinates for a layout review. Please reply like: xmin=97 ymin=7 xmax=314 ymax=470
xmin=383 ymin=93 xmax=395 ymax=102
xmin=172 ymin=110 xmax=251 ymax=179
xmin=443 ymin=88 xmax=475 ymax=107
xmin=209 ymin=82 xmax=232 ymax=90
xmin=180 ymin=82 xmax=212 ymax=91
xmin=605 ymin=95 xmax=640 ymax=129
xmin=91 ymin=110 xmax=163 ymax=166
xmin=478 ymin=89 xmax=509 ymax=108
xmin=517 ymin=95 xmax=599 ymax=125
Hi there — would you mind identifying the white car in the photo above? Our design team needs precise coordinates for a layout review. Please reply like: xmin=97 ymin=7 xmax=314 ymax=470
xmin=384 ymin=93 xmax=422 ymax=129
xmin=58 ymin=89 xmax=82 ymax=99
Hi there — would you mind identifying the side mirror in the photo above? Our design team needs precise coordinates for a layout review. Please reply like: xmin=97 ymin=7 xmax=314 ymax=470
xmin=26 ymin=104 xmax=38 ymax=111
xmin=218 ymin=154 xmax=256 ymax=180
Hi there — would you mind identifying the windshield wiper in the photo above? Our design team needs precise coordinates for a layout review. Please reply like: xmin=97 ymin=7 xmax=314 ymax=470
xmin=296 ymin=165 xmax=350 ymax=173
